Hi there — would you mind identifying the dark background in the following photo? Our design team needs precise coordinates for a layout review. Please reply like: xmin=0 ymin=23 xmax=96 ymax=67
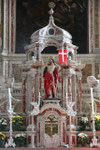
xmin=16 ymin=0 xmax=88 ymax=54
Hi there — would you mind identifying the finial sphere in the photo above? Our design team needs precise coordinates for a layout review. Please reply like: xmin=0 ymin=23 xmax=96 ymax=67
xmin=48 ymin=2 xmax=55 ymax=9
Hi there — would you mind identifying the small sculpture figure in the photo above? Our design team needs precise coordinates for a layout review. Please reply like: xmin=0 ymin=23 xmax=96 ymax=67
xmin=30 ymin=92 xmax=40 ymax=116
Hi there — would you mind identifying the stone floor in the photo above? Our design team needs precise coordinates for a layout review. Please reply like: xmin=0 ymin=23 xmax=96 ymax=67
xmin=0 ymin=148 xmax=100 ymax=150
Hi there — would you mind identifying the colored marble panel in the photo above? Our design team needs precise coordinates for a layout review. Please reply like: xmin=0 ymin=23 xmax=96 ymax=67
xmin=12 ymin=64 xmax=22 ymax=82
xmin=95 ymin=34 xmax=99 ymax=48
xmin=95 ymin=0 xmax=99 ymax=48
xmin=82 ymin=64 xmax=92 ymax=83
xmin=95 ymin=63 xmax=99 ymax=78
xmin=0 ymin=0 xmax=3 ymax=47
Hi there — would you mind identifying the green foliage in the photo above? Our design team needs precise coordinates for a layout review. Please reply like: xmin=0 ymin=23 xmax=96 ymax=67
xmin=15 ymin=133 xmax=26 ymax=147
xmin=95 ymin=115 xmax=100 ymax=130
xmin=79 ymin=117 xmax=88 ymax=130
xmin=12 ymin=115 xmax=23 ymax=130
xmin=78 ymin=133 xmax=88 ymax=146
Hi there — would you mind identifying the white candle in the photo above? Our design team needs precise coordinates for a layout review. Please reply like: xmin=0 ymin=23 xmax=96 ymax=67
xmin=39 ymin=92 xmax=40 ymax=105
xmin=8 ymin=88 xmax=11 ymax=112
xmin=91 ymin=87 xmax=94 ymax=114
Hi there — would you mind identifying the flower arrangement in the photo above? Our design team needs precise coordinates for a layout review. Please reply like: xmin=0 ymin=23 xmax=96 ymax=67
xmin=79 ymin=116 xmax=88 ymax=130
xmin=15 ymin=133 xmax=26 ymax=147
xmin=12 ymin=115 xmax=23 ymax=130
xmin=95 ymin=115 xmax=100 ymax=130
xmin=78 ymin=133 xmax=88 ymax=146
xmin=0 ymin=118 xmax=7 ymax=131
xmin=0 ymin=132 xmax=6 ymax=147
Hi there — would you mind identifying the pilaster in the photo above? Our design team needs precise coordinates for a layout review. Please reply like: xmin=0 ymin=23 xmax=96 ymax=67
xmin=68 ymin=73 xmax=72 ymax=103
xmin=61 ymin=67 xmax=68 ymax=108
xmin=88 ymin=0 xmax=95 ymax=53
xmin=22 ymin=74 xmax=27 ymax=113
xmin=0 ymin=0 xmax=2 ymax=51
xmin=76 ymin=71 xmax=82 ymax=112
xmin=35 ymin=67 xmax=42 ymax=102
xmin=2 ymin=0 xmax=9 ymax=55
xmin=9 ymin=0 xmax=16 ymax=53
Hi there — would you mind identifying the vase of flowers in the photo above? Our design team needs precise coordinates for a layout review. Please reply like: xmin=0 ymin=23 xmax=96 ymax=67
xmin=12 ymin=115 xmax=23 ymax=131
xmin=0 ymin=132 xmax=6 ymax=147
xmin=0 ymin=118 xmax=7 ymax=131
xmin=95 ymin=115 xmax=100 ymax=130
xmin=15 ymin=133 xmax=26 ymax=147
xmin=78 ymin=133 xmax=88 ymax=147
xmin=79 ymin=116 xmax=88 ymax=130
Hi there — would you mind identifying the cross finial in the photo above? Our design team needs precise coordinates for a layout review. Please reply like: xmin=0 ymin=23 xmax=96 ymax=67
xmin=48 ymin=2 xmax=55 ymax=16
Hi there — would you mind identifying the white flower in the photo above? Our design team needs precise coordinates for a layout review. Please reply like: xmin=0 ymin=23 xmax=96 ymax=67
xmin=0 ymin=118 xmax=7 ymax=125
xmin=15 ymin=133 xmax=26 ymax=138
xmin=81 ymin=117 xmax=88 ymax=123
xmin=78 ymin=133 xmax=88 ymax=138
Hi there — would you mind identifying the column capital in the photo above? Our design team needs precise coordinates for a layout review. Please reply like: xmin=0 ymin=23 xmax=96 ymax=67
xmin=76 ymin=71 xmax=82 ymax=80
xmin=22 ymin=73 xmax=27 ymax=80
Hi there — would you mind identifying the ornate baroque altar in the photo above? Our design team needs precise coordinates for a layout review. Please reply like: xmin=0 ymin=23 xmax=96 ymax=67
xmin=20 ymin=4 xmax=85 ymax=148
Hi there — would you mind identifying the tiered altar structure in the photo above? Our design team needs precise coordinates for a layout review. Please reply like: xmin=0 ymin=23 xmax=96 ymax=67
xmin=19 ymin=5 xmax=85 ymax=147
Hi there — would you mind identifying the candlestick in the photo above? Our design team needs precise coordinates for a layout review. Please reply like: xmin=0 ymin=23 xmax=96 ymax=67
xmin=5 ymin=86 xmax=16 ymax=148
xmin=87 ymin=76 xmax=100 ymax=148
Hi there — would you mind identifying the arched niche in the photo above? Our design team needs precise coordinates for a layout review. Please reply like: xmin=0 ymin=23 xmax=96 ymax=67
xmin=41 ymin=46 xmax=58 ymax=54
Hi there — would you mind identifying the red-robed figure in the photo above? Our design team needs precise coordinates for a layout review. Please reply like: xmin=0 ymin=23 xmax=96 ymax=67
xmin=43 ymin=58 xmax=61 ymax=98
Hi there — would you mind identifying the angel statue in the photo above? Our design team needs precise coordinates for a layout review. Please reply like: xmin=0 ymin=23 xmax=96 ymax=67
xmin=30 ymin=92 xmax=41 ymax=116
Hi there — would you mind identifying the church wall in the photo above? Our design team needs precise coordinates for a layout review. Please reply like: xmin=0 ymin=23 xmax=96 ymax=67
xmin=0 ymin=0 xmax=3 ymax=75
xmin=0 ymin=0 xmax=3 ymax=51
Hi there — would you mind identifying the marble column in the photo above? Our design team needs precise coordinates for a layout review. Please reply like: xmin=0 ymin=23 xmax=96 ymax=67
xmin=30 ymin=68 xmax=36 ymax=109
xmin=68 ymin=74 xmax=72 ymax=102
xmin=35 ymin=67 xmax=41 ymax=102
xmin=72 ymin=75 xmax=77 ymax=108
xmin=22 ymin=75 xmax=26 ymax=112
xmin=35 ymin=43 xmax=41 ymax=61
xmin=77 ymin=72 xmax=82 ymax=112
xmin=9 ymin=0 xmax=16 ymax=53
xmin=31 ymin=76 xmax=36 ymax=102
xmin=88 ymin=0 xmax=95 ymax=53
xmin=61 ymin=68 xmax=67 ymax=108
xmin=2 ymin=0 xmax=9 ymax=55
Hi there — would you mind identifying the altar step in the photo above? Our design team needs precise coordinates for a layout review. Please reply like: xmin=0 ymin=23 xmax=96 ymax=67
xmin=0 ymin=148 xmax=100 ymax=150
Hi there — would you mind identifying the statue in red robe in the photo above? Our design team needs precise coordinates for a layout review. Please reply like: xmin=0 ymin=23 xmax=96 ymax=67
xmin=43 ymin=58 xmax=60 ymax=98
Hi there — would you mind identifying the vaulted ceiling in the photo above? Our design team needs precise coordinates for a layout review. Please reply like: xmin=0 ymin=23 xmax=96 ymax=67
xmin=16 ymin=0 xmax=88 ymax=54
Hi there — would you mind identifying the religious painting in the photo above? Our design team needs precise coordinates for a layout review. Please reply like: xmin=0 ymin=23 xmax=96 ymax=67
xmin=16 ymin=0 xmax=88 ymax=54
xmin=12 ymin=64 xmax=22 ymax=82
xmin=82 ymin=64 xmax=92 ymax=83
